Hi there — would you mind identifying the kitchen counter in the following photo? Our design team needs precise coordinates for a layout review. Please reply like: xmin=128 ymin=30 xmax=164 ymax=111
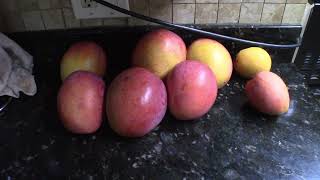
xmin=1 ymin=26 xmax=320 ymax=179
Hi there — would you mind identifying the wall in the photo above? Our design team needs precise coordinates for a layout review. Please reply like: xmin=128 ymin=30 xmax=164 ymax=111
xmin=0 ymin=0 xmax=309 ymax=32
xmin=0 ymin=15 xmax=4 ymax=32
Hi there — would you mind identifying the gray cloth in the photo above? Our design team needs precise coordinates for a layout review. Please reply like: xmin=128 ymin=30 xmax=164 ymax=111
xmin=0 ymin=33 xmax=37 ymax=98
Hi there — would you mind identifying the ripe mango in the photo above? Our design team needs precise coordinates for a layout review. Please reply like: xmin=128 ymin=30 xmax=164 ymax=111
xmin=187 ymin=39 xmax=233 ymax=88
xmin=245 ymin=71 xmax=290 ymax=115
xmin=132 ymin=29 xmax=186 ymax=79
xmin=234 ymin=47 xmax=271 ymax=79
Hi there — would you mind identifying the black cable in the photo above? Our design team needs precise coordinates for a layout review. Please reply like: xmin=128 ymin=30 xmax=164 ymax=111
xmin=93 ymin=0 xmax=301 ymax=49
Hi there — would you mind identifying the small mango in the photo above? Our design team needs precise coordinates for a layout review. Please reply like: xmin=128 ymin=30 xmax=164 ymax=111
xmin=245 ymin=71 xmax=290 ymax=115
xmin=234 ymin=47 xmax=271 ymax=79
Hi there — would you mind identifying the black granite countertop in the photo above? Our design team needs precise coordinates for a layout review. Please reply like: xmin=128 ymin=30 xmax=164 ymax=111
xmin=1 ymin=26 xmax=320 ymax=179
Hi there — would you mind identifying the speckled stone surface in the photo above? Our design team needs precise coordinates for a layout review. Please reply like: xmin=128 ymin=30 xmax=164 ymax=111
xmin=1 ymin=26 xmax=319 ymax=179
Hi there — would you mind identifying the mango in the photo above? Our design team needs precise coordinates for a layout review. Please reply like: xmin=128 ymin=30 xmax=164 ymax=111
xmin=234 ymin=47 xmax=272 ymax=78
xmin=106 ymin=67 xmax=167 ymax=137
xmin=57 ymin=71 xmax=105 ymax=134
xmin=60 ymin=41 xmax=107 ymax=80
xmin=166 ymin=60 xmax=217 ymax=120
xmin=245 ymin=71 xmax=290 ymax=115
xmin=132 ymin=29 xmax=186 ymax=79
xmin=187 ymin=39 xmax=233 ymax=88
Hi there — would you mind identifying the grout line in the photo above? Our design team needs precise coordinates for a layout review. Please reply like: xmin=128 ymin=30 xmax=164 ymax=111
xmin=215 ymin=2 xmax=218 ymax=24
xmin=80 ymin=19 xmax=84 ymax=27
xmin=61 ymin=8 xmax=67 ymax=29
xmin=194 ymin=2 xmax=196 ymax=24
xmin=39 ymin=10 xmax=47 ymax=30
xmin=259 ymin=0 xmax=265 ymax=24
xmin=147 ymin=0 xmax=151 ymax=16
xmin=217 ymin=0 xmax=220 ymax=24
xmin=171 ymin=0 xmax=173 ymax=23
xmin=20 ymin=12 xmax=28 ymax=31
xmin=148 ymin=0 xmax=150 ymax=17
xmin=193 ymin=2 xmax=196 ymax=24
xmin=281 ymin=0 xmax=288 ymax=24
xmin=238 ymin=3 xmax=242 ymax=24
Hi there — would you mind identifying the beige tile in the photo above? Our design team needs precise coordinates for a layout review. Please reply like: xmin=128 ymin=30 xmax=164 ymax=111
xmin=150 ymin=0 xmax=172 ymax=22
xmin=0 ymin=0 xmax=17 ymax=12
xmin=38 ymin=0 xmax=51 ymax=9
xmin=62 ymin=8 xmax=80 ymax=28
xmin=129 ymin=0 xmax=149 ymax=13
xmin=261 ymin=3 xmax=285 ymax=24
xmin=239 ymin=3 xmax=263 ymax=24
xmin=22 ymin=11 xmax=44 ymax=31
xmin=17 ymin=0 xmax=39 ymax=11
xmin=218 ymin=3 xmax=241 ymax=23
xmin=173 ymin=0 xmax=195 ymax=3
xmin=287 ymin=0 xmax=308 ymax=3
xmin=173 ymin=4 xmax=195 ymax=24
xmin=38 ymin=0 xmax=63 ymax=9
xmin=81 ymin=19 xmax=103 ymax=27
xmin=0 ymin=17 xmax=5 ymax=32
xmin=3 ymin=11 xmax=26 ymax=32
xmin=219 ymin=0 xmax=241 ymax=3
xmin=265 ymin=0 xmax=286 ymax=2
xmin=282 ymin=4 xmax=306 ymax=24
xmin=242 ymin=0 xmax=263 ymax=2
xmin=61 ymin=0 xmax=72 ymax=7
xmin=50 ymin=0 xmax=63 ymax=8
xmin=128 ymin=0 xmax=149 ymax=25
xmin=195 ymin=3 xmax=218 ymax=24
xmin=128 ymin=17 xmax=151 ymax=26
xmin=103 ymin=18 xmax=128 ymax=26
xmin=196 ymin=0 xmax=218 ymax=3
xmin=41 ymin=9 xmax=65 ymax=29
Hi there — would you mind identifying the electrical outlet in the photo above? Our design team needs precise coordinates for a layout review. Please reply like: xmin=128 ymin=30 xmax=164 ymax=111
xmin=81 ymin=0 xmax=97 ymax=8
xmin=71 ymin=0 xmax=129 ymax=19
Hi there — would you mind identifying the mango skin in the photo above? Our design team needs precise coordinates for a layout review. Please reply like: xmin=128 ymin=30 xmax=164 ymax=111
xmin=234 ymin=47 xmax=272 ymax=79
xmin=245 ymin=71 xmax=290 ymax=115
xmin=60 ymin=41 xmax=107 ymax=80
xmin=166 ymin=60 xmax=218 ymax=120
xmin=132 ymin=29 xmax=186 ymax=79
xmin=106 ymin=67 xmax=167 ymax=137
xmin=187 ymin=38 xmax=233 ymax=88
xmin=57 ymin=71 xmax=105 ymax=134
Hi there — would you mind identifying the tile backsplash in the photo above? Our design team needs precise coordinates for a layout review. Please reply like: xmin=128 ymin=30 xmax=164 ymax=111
xmin=0 ymin=0 xmax=309 ymax=32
